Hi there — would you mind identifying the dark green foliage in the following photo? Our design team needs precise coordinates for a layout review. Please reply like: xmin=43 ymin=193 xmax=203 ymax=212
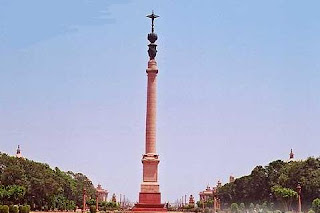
xmin=312 ymin=198 xmax=320 ymax=213
xmin=205 ymin=199 xmax=213 ymax=208
xmin=218 ymin=157 xmax=320 ymax=210
xmin=87 ymin=198 xmax=96 ymax=206
xmin=8 ymin=206 xmax=13 ymax=213
xmin=195 ymin=200 xmax=214 ymax=209
xmin=8 ymin=205 xmax=18 ymax=213
xmin=107 ymin=202 xmax=119 ymax=209
xmin=98 ymin=201 xmax=119 ymax=211
xmin=66 ymin=200 xmax=76 ymax=211
xmin=18 ymin=206 xmax=26 ymax=213
xmin=0 ymin=152 xmax=96 ymax=209
xmin=196 ymin=201 xmax=202 ymax=209
xmin=90 ymin=205 xmax=96 ymax=213
xmin=0 ymin=205 xmax=9 ymax=213
xmin=18 ymin=205 xmax=29 ymax=213
xmin=272 ymin=185 xmax=297 ymax=211
xmin=0 ymin=185 xmax=26 ymax=204
xmin=231 ymin=203 xmax=239 ymax=213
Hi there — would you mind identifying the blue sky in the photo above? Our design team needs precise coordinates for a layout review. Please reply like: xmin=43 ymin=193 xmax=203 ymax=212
xmin=0 ymin=0 xmax=319 ymax=203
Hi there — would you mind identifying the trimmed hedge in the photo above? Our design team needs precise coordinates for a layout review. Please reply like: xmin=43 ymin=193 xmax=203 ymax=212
xmin=19 ymin=206 xmax=26 ymax=213
xmin=8 ymin=206 xmax=18 ymax=213
xmin=0 ymin=205 xmax=9 ymax=213
xmin=90 ymin=205 xmax=96 ymax=213
xmin=18 ymin=206 xmax=29 ymax=213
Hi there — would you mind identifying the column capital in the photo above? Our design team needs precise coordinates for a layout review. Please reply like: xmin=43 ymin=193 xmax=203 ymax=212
xmin=146 ymin=59 xmax=158 ymax=73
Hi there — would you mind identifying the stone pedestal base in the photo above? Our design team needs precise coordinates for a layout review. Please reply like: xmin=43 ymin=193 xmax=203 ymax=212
xmin=132 ymin=193 xmax=166 ymax=212
xmin=139 ymin=192 xmax=161 ymax=203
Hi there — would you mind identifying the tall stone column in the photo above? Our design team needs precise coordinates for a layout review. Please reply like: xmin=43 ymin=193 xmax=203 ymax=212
xmin=145 ymin=60 xmax=158 ymax=154
xmin=133 ymin=11 xmax=166 ymax=212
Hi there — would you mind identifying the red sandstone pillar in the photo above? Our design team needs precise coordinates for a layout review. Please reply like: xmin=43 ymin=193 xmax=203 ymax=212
xmin=133 ymin=11 xmax=165 ymax=212
xmin=145 ymin=62 xmax=157 ymax=154
xmin=136 ymin=60 xmax=163 ymax=209
xmin=96 ymin=191 xmax=99 ymax=211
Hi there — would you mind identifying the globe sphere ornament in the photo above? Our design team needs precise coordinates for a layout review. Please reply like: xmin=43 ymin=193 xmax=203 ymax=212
xmin=148 ymin=32 xmax=158 ymax=44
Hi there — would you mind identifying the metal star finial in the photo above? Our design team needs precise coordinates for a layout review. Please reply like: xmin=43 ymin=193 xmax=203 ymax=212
xmin=146 ymin=11 xmax=159 ymax=33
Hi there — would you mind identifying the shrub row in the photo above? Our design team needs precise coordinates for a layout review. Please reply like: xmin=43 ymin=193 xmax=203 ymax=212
xmin=0 ymin=205 xmax=9 ymax=213
xmin=9 ymin=206 xmax=18 ymax=213
xmin=0 ymin=205 xmax=30 ymax=213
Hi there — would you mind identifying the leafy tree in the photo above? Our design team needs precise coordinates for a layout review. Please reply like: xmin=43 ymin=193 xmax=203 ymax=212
xmin=0 ymin=185 xmax=26 ymax=205
xmin=66 ymin=200 xmax=76 ymax=211
xmin=0 ymin=152 xmax=96 ymax=210
xmin=218 ymin=157 xmax=320 ymax=210
xmin=87 ymin=198 xmax=96 ymax=206
xmin=272 ymin=185 xmax=297 ymax=211
xmin=312 ymin=198 xmax=320 ymax=213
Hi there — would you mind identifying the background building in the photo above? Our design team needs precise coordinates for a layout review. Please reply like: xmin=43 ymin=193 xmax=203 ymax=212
xmin=16 ymin=145 xmax=23 ymax=158
xmin=96 ymin=184 xmax=108 ymax=202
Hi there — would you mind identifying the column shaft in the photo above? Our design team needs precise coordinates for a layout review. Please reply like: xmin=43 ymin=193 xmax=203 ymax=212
xmin=145 ymin=71 xmax=157 ymax=154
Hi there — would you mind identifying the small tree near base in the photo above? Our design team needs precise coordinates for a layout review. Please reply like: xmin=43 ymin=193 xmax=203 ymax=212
xmin=312 ymin=198 xmax=320 ymax=213
xmin=272 ymin=185 xmax=297 ymax=212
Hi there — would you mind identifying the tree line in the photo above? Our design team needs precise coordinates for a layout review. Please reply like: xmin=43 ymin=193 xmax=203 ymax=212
xmin=218 ymin=157 xmax=320 ymax=211
xmin=0 ymin=152 xmax=96 ymax=210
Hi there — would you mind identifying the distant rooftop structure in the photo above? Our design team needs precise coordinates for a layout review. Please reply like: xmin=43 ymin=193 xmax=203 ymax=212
xmin=229 ymin=175 xmax=235 ymax=183
xmin=188 ymin=195 xmax=195 ymax=207
xmin=96 ymin=184 xmax=108 ymax=202
xmin=290 ymin=148 xmax=294 ymax=159
xmin=199 ymin=183 xmax=221 ymax=210
xmin=217 ymin=180 xmax=222 ymax=188
xmin=199 ymin=185 xmax=216 ymax=202
xmin=287 ymin=148 xmax=296 ymax=162
xmin=111 ymin=193 xmax=117 ymax=203
xmin=16 ymin=145 xmax=23 ymax=158
xmin=199 ymin=181 xmax=222 ymax=200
